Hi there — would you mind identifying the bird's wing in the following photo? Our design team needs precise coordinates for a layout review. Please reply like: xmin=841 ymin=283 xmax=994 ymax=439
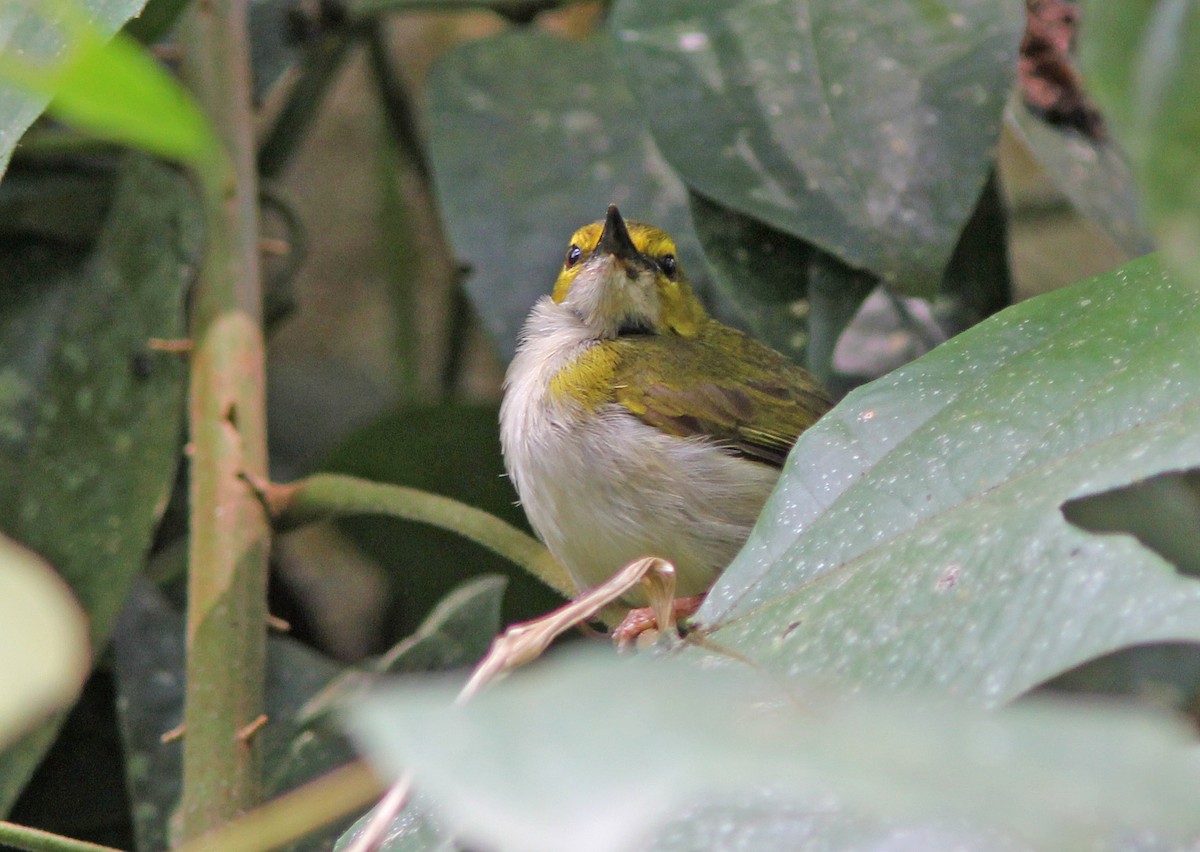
xmin=608 ymin=323 xmax=833 ymax=467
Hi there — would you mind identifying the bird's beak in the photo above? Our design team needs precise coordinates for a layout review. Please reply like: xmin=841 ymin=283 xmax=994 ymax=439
xmin=596 ymin=204 xmax=640 ymax=264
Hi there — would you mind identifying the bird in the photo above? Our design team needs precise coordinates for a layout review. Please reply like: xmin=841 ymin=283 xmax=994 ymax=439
xmin=500 ymin=204 xmax=832 ymax=636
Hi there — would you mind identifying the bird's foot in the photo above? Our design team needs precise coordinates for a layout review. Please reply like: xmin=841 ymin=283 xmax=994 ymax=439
xmin=612 ymin=594 xmax=705 ymax=651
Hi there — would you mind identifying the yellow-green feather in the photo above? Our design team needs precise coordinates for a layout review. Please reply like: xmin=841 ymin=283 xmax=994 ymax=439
xmin=547 ymin=342 xmax=619 ymax=411
xmin=548 ymin=319 xmax=832 ymax=466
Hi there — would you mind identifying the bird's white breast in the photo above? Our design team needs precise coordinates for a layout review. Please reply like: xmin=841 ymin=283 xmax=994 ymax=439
xmin=500 ymin=298 xmax=778 ymax=603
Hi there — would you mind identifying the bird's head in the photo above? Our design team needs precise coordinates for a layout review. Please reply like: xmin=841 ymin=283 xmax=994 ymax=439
xmin=550 ymin=205 xmax=706 ymax=340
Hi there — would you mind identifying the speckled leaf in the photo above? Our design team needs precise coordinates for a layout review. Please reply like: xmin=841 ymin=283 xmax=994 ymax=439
xmin=0 ymin=0 xmax=147 ymax=179
xmin=0 ymin=154 xmax=197 ymax=810
xmin=349 ymin=651 xmax=1200 ymax=852
xmin=699 ymin=253 xmax=1200 ymax=706
xmin=113 ymin=582 xmax=359 ymax=852
xmin=425 ymin=31 xmax=710 ymax=360
xmin=609 ymin=0 xmax=1023 ymax=296
xmin=1079 ymin=0 xmax=1200 ymax=287
xmin=688 ymin=191 xmax=875 ymax=384
xmin=1006 ymin=101 xmax=1152 ymax=258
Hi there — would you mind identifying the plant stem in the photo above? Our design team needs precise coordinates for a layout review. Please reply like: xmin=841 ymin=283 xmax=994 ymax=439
xmin=176 ymin=761 xmax=382 ymax=852
xmin=0 ymin=823 xmax=121 ymax=852
xmin=257 ymin=25 xmax=360 ymax=180
xmin=257 ymin=473 xmax=576 ymax=599
xmin=177 ymin=0 xmax=271 ymax=839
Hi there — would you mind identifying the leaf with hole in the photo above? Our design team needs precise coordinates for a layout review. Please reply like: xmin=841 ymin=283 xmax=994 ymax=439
xmin=699 ymin=253 xmax=1200 ymax=706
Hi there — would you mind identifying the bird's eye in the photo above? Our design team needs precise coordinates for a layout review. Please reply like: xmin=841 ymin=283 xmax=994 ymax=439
xmin=657 ymin=254 xmax=678 ymax=278
xmin=565 ymin=244 xmax=582 ymax=268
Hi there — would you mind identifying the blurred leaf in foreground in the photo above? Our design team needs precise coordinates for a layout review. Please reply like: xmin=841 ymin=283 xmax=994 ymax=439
xmin=0 ymin=0 xmax=145 ymax=178
xmin=0 ymin=1 xmax=218 ymax=175
xmin=349 ymin=651 xmax=1200 ymax=852
xmin=0 ymin=535 xmax=88 ymax=752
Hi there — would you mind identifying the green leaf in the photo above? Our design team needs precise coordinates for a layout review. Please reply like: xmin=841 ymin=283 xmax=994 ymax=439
xmin=609 ymin=0 xmax=1023 ymax=296
xmin=650 ymin=795 xmax=1028 ymax=852
xmin=699 ymin=253 xmax=1200 ymax=705
xmin=424 ymin=31 xmax=712 ymax=360
xmin=0 ymin=0 xmax=146 ymax=178
xmin=0 ymin=535 xmax=88 ymax=751
xmin=0 ymin=8 xmax=219 ymax=172
xmin=1005 ymin=101 xmax=1153 ymax=259
xmin=1079 ymin=0 xmax=1200 ymax=287
xmin=349 ymin=650 xmax=1200 ymax=851
xmin=687 ymin=191 xmax=876 ymax=383
xmin=0 ymin=154 xmax=198 ymax=810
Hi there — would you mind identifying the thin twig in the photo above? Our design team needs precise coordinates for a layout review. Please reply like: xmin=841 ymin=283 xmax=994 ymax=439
xmin=247 ymin=472 xmax=583 ymax=606
xmin=0 ymin=822 xmax=122 ymax=852
xmin=349 ymin=558 xmax=678 ymax=852
xmin=176 ymin=761 xmax=383 ymax=852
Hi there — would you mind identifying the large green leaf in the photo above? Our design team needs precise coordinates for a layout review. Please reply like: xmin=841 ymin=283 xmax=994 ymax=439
xmin=0 ymin=535 xmax=88 ymax=752
xmin=349 ymin=651 xmax=1200 ymax=852
xmin=0 ymin=154 xmax=197 ymax=810
xmin=610 ymin=0 xmax=1023 ymax=296
xmin=698 ymin=253 xmax=1200 ymax=705
xmin=0 ymin=0 xmax=148 ymax=179
xmin=1079 ymin=0 xmax=1200 ymax=288
xmin=425 ymin=31 xmax=712 ymax=360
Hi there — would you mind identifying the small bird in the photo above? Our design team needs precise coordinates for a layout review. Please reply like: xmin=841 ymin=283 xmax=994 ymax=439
xmin=500 ymin=205 xmax=832 ymax=628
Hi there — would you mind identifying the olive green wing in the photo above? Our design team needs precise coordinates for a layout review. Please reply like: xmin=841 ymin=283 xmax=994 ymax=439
xmin=609 ymin=323 xmax=833 ymax=467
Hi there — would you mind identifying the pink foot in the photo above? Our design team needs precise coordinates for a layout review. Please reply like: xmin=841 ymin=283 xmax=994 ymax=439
xmin=612 ymin=594 xmax=705 ymax=651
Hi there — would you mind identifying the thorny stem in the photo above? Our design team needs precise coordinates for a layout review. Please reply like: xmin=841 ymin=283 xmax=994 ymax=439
xmin=177 ymin=0 xmax=271 ymax=838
